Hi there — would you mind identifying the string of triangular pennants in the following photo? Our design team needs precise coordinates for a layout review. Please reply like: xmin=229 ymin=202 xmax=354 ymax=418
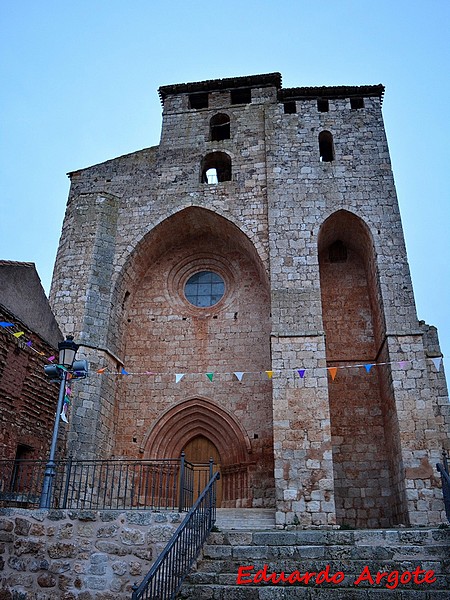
xmin=1 ymin=321 xmax=444 ymax=383
xmin=101 ymin=356 xmax=443 ymax=381
xmin=0 ymin=321 xmax=58 ymax=362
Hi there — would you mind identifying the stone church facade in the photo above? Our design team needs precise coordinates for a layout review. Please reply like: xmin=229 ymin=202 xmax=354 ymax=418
xmin=50 ymin=73 xmax=449 ymax=529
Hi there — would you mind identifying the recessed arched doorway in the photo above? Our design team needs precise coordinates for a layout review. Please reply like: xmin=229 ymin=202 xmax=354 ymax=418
xmin=183 ymin=435 xmax=222 ymax=506
xmin=142 ymin=397 xmax=255 ymax=508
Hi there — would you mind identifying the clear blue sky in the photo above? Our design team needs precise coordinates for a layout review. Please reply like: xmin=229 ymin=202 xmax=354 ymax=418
xmin=1 ymin=1 xmax=449 ymax=363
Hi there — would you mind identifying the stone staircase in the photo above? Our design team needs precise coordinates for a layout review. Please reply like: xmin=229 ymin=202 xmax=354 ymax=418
xmin=178 ymin=510 xmax=450 ymax=599
xmin=215 ymin=508 xmax=276 ymax=531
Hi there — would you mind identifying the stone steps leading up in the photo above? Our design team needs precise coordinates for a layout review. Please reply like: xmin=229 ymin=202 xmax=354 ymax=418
xmin=178 ymin=527 xmax=450 ymax=599
xmin=215 ymin=508 xmax=276 ymax=531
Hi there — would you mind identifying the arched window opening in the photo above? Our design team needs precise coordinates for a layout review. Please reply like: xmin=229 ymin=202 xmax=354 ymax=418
xmin=210 ymin=114 xmax=230 ymax=141
xmin=201 ymin=152 xmax=232 ymax=184
xmin=319 ymin=130 xmax=335 ymax=162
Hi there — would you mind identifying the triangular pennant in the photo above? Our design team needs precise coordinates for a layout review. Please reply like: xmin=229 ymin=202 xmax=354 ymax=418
xmin=206 ymin=373 xmax=214 ymax=382
xmin=97 ymin=367 xmax=106 ymax=374
xmin=265 ymin=371 xmax=273 ymax=380
xmin=364 ymin=364 xmax=374 ymax=373
xmin=234 ymin=372 xmax=244 ymax=382
xmin=26 ymin=340 xmax=32 ymax=347
xmin=0 ymin=322 xmax=14 ymax=327
xmin=60 ymin=406 xmax=69 ymax=423
xmin=328 ymin=367 xmax=338 ymax=381
xmin=175 ymin=373 xmax=185 ymax=384
xmin=13 ymin=331 xmax=25 ymax=338
xmin=121 ymin=367 xmax=129 ymax=375
xmin=432 ymin=357 xmax=442 ymax=372
xmin=47 ymin=355 xmax=56 ymax=362
xmin=297 ymin=369 xmax=306 ymax=379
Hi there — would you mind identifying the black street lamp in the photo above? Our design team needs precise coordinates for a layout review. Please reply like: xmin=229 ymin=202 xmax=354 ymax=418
xmin=40 ymin=335 xmax=87 ymax=509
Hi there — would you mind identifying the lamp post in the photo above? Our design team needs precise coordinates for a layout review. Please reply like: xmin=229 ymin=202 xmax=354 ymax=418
xmin=40 ymin=335 xmax=80 ymax=509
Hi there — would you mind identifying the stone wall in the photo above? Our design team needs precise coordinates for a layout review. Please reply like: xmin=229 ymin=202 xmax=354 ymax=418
xmin=0 ymin=508 xmax=181 ymax=600
xmin=48 ymin=73 xmax=450 ymax=528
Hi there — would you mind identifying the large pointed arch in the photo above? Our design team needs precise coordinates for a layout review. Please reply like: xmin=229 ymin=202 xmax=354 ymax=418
xmin=107 ymin=206 xmax=269 ymax=357
xmin=141 ymin=397 xmax=252 ymax=466
xmin=318 ymin=209 xmax=405 ymax=527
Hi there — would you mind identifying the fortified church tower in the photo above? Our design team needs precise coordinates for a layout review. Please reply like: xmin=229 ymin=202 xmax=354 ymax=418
xmin=50 ymin=73 xmax=449 ymax=528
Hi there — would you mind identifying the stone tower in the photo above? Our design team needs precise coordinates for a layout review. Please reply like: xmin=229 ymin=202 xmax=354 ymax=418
xmin=50 ymin=72 xmax=449 ymax=528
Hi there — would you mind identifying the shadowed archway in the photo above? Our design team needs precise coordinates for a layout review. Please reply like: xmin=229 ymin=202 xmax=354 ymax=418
xmin=142 ymin=397 xmax=254 ymax=507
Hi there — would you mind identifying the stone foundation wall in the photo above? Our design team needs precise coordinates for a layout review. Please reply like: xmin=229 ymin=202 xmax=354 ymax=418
xmin=0 ymin=508 xmax=181 ymax=600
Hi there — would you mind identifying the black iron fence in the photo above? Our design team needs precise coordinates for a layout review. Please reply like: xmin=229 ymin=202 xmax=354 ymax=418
xmin=0 ymin=454 xmax=211 ymax=511
xmin=437 ymin=449 xmax=450 ymax=523
xmin=132 ymin=469 xmax=220 ymax=600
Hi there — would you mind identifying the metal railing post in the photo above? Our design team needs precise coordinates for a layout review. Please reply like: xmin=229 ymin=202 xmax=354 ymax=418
xmin=179 ymin=452 xmax=185 ymax=513
xmin=61 ymin=454 xmax=73 ymax=509
xmin=443 ymin=449 xmax=449 ymax=474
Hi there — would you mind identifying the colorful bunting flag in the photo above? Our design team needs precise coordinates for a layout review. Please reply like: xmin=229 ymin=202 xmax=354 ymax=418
xmin=297 ymin=369 xmax=306 ymax=379
xmin=13 ymin=331 xmax=25 ymax=338
xmin=234 ymin=372 xmax=245 ymax=382
xmin=328 ymin=367 xmax=338 ymax=381
xmin=175 ymin=373 xmax=185 ymax=383
xmin=0 ymin=322 xmax=14 ymax=327
xmin=121 ymin=367 xmax=129 ymax=375
xmin=432 ymin=357 xmax=442 ymax=372
xmin=206 ymin=373 xmax=214 ymax=382
xmin=47 ymin=355 xmax=55 ymax=362
xmin=364 ymin=364 xmax=374 ymax=373
xmin=97 ymin=367 xmax=107 ymax=374
xmin=265 ymin=371 xmax=273 ymax=379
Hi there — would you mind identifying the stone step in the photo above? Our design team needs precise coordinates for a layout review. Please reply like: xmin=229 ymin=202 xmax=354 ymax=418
xmin=215 ymin=508 xmax=276 ymax=530
xmin=178 ymin=527 xmax=450 ymax=598
xmin=178 ymin=584 xmax=450 ymax=599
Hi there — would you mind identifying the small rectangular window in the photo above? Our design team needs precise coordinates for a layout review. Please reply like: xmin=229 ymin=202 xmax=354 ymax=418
xmin=189 ymin=92 xmax=209 ymax=109
xmin=230 ymin=88 xmax=251 ymax=105
xmin=283 ymin=101 xmax=296 ymax=114
xmin=317 ymin=99 xmax=329 ymax=113
xmin=350 ymin=97 xmax=364 ymax=110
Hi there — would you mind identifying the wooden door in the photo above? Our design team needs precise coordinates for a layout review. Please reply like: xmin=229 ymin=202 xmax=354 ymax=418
xmin=183 ymin=435 xmax=222 ymax=507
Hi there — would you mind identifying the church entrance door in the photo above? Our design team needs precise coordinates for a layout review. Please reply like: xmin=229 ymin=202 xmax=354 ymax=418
xmin=183 ymin=435 xmax=222 ymax=507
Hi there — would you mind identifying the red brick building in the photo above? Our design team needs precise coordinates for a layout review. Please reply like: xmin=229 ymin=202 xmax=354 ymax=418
xmin=0 ymin=261 xmax=62 ymax=461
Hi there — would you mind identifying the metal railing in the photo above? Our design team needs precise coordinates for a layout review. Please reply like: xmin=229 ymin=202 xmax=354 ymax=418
xmin=0 ymin=454 xmax=210 ymax=511
xmin=132 ymin=466 xmax=220 ymax=600
xmin=437 ymin=449 xmax=450 ymax=523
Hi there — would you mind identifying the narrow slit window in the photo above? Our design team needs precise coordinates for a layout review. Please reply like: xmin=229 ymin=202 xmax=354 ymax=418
xmin=319 ymin=131 xmax=335 ymax=162
xmin=350 ymin=97 xmax=364 ymax=110
xmin=189 ymin=92 xmax=209 ymax=109
xmin=210 ymin=114 xmax=230 ymax=141
xmin=329 ymin=240 xmax=348 ymax=263
xmin=317 ymin=99 xmax=329 ymax=112
xmin=201 ymin=152 xmax=232 ymax=183
xmin=230 ymin=87 xmax=251 ymax=105
xmin=283 ymin=101 xmax=296 ymax=114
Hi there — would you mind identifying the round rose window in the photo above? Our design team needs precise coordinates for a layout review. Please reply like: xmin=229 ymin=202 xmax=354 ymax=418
xmin=184 ymin=271 xmax=225 ymax=307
